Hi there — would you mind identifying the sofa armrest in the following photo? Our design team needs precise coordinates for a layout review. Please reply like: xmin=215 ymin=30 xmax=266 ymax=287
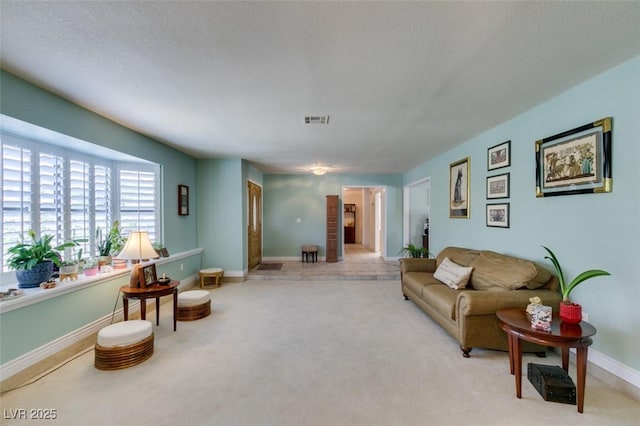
xmin=399 ymin=258 xmax=437 ymax=274
xmin=457 ymin=289 xmax=562 ymax=317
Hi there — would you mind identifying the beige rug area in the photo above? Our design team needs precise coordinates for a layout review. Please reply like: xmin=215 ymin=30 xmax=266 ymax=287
xmin=1 ymin=280 xmax=638 ymax=425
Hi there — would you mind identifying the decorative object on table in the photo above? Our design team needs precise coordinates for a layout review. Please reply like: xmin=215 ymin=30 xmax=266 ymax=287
xmin=527 ymin=363 xmax=576 ymax=405
xmin=7 ymin=230 xmax=83 ymax=288
xmin=486 ymin=173 xmax=510 ymax=199
xmin=486 ymin=203 xmax=509 ymax=228
xmin=530 ymin=305 xmax=552 ymax=331
xmin=111 ymin=258 xmax=128 ymax=269
xmin=0 ymin=288 xmax=24 ymax=300
xmin=526 ymin=296 xmax=543 ymax=316
xmin=140 ymin=263 xmax=158 ymax=288
xmin=398 ymin=244 xmax=430 ymax=259
xmin=449 ymin=157 xmax=470 ymax=218
xmin=535 ymin=117 xmax=612 ymax=197
xmin=118 ymin=231 xmax=159 ymax=287
xmin=157 ymin=273 xmax=171 ymax=286
xmin=542 ymin=246 xmax=610 ymax=324
xmin=178 ymin=184 xmax=189 ymax=215
xmin=488 ymin=140 xmax=511 ymax=170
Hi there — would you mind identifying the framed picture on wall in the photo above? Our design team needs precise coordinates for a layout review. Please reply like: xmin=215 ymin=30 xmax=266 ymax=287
xmin=486 ymin=173 xmax=510 ymax=199
xmin=449 ymin=157 xmax=470 ymax=218
xmin=488 ymin=140 xmax=511 ymax=170
xmin=535 ymin=117 xmax=612 ymax=197
xmin=486 ymin=203 xmax=510 ymax=228
xmin=178 ymin=185 xmax=189 ymax=215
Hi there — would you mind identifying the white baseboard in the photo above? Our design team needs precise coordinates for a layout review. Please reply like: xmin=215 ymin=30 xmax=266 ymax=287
xmin=0 ymin=274 xmax=198 ymax=382
xmin=569 ymin=347 xmax=640 ymax=389
xmin=262 ymin=256 xmax=328 ymax=262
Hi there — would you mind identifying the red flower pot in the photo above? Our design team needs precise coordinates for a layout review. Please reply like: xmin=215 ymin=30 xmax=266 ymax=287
xmin=559 ymin=302 xmax=582 ymax=324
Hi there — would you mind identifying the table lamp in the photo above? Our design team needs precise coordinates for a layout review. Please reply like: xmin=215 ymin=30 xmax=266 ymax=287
xmin=118 ymin=231 xmax=158 ymax=287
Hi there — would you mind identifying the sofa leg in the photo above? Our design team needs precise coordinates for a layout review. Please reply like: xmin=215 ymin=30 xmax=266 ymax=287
xmin=403 ymin=294 xmax=409 ymax=300
xmin=460 ymin=346 xmax=472 ymax=358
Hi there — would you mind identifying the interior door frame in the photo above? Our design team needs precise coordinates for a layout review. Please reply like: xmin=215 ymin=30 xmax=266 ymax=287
xmin=403 ymin=177 xmax=430 ymax=247
xmin=341 ymin=185 xmax=387 ymax=259
xmin=247 ymin=180 xmax=263 ymax=270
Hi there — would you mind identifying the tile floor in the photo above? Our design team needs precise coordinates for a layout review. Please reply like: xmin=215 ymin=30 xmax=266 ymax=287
xmin=249 ymin=244 xmax=400 ymax=280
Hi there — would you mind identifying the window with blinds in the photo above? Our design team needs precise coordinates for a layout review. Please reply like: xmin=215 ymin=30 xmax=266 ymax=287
xmin=1 ymin=133 xmax=160 ymax=275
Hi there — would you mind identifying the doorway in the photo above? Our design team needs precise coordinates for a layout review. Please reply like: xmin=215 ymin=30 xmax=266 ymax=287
xmin=342 ymin=186 xmax=386 ymax=260
xmin=248 ymin=181 xmax=262 ymax=269
xmin=403 ymin=177 xmax=430 ymax=253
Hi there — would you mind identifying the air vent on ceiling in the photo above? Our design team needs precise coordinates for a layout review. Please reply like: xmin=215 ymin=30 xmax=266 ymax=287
xmin=304 ymin=115 xmax=330 ymax=125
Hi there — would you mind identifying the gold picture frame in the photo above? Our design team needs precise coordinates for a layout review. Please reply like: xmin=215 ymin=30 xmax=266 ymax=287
xmin=449 ymin=157 xmax=470 ymax=218
xmin=535 ymin=117 xmax=612 ymax=197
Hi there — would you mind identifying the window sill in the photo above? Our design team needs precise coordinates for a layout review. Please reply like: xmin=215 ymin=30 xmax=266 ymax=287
xmin=0 ymin=248 xmax=202 ymax=314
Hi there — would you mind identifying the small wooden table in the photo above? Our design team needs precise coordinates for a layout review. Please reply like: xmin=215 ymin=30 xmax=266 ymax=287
xmin=496 ymin=308 xmax=596 ymax=413
xmin=120 ymin=280 xmax=179 ymax=331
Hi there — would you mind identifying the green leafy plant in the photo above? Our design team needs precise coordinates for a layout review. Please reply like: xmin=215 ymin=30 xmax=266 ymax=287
xmin=542 ymin=246 xmax=610 ymax=303
xmin=7 ymin=230 xmax=82 ymax=271
xmin=108 ymin=221 xmax=126 ymax=255
xmin=398 ymin=244 xmax=430 ymax=259
xmin=96 ymin=227 xmax=112 ymax=256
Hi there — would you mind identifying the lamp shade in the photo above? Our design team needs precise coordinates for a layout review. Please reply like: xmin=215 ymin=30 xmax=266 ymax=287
xmin=118 ymin=231 xmax=158 ymax=261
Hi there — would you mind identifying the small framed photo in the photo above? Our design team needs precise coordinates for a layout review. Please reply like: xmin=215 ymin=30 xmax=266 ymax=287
xmin=160 ymin=248 xmax=170 ymax=257
xmin=449 ymin=157 xmax=470 ymax=218
xmin=486 ymin=173 xmax=510 ymax=199
xmin=486 ymin=203 xmax=510 ymax=228
xmin=488 ymin=140 xmax=511 ymax=171
xmin=178 ymin=185 xmax=189 ymax=215
xmin=535 ymin=117 xmax=612 ymax=197
xmin=140 ymin=263 xmax=158 ymax=288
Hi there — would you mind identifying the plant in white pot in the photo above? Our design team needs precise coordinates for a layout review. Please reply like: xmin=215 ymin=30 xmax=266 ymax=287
xmin=7 ymin=230 xmax=81 ymax=288
xmin=542 ymin=246 xmax=610 ymax=324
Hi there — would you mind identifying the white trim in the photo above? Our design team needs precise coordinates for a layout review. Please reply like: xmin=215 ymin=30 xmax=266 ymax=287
xmin=0 ymin=274 xmax=198 ymax=381
xmin=223 ymin=270 xmax=247 ymax=278
xmin=567 ymin=347 xmax=640 ymax=389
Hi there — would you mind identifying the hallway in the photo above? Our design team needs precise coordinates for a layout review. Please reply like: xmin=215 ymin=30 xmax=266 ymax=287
xmin=249 ymin=244 xmax=400 ymax=281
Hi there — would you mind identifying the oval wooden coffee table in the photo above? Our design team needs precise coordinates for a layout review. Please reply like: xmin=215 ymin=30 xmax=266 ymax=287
xmin=496 ymin=308 xmax=596 ymax=413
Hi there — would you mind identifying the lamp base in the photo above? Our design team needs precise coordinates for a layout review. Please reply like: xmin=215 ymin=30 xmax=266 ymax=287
xmin=129 ymin=264 xmax=142 ymax=288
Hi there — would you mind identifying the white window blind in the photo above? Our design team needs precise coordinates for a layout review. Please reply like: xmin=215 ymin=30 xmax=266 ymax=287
xmin=1 ymin=133 xmax=160 ymax=275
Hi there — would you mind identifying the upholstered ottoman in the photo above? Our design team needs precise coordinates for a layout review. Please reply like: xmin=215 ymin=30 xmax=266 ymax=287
xmin=301 ymin=245 xmax=318 ymax=263
xmin=177 ymin=290 xmax=211 ymax=321
xmin=94 ymin=320 xmax=154 ymax=370
xmin=199 ymin=267 xmax=224 ymax=288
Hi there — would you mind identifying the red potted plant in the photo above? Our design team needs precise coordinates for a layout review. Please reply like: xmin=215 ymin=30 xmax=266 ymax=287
xmin=542 ymin=246 xmax=610 ymax=324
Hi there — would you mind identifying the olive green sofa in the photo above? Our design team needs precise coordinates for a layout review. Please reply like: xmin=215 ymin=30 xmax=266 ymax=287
xmin=400 ymin=247 xmax=561 ymax=357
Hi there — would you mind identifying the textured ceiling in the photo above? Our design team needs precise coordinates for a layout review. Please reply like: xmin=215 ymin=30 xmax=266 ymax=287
xmin=1 ymin=1 xmax=639 ymax=174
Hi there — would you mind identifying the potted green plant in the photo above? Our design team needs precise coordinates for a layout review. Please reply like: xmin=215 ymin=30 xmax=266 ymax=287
xmin=398 ymin=244 xmax=431 ymax=258
xmin=7 ymin=230 xmax=81 ymax=288
xmin=83 ymin=257 xmax=99 ymax=276
xmin=108 ymin=221 xmax=126 ymax=256
xmin=542 ymin=246 xmax=610 ymax=323
xmin=96 ymin=227 xmax=112 ymax=267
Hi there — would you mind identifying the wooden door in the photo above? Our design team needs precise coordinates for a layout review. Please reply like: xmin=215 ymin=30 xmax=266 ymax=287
xmin=248 ymin=181 xmax=262 ymax=269
xmin=326 ymin=195 xmax=339 ymax=263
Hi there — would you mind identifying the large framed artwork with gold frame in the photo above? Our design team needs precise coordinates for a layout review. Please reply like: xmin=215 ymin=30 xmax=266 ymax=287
xmin=535 ymin=117 xmax=612 ymax=197
xmin=449 ymin=157 xmax=470 ymax=218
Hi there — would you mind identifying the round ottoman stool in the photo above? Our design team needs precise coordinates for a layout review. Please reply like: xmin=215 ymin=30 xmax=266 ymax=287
xmin=177 ymin=290 xmax=211 ymax=321
xmin=199 ymin=267 xmax=224 ymax=288
xmin=94 ymin=320 xmax=154 ymax=370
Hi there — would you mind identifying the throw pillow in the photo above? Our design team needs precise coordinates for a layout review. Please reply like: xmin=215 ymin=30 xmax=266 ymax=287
xmin=433 ymin=257 xmax=473 ymax=290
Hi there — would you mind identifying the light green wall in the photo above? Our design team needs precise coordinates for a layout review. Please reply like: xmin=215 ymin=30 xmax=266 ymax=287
xmin=196 ymin=158 xmax=245 ymax=273
xmin=262 ymin=173 xmax=403 ymax=258
xmin=0 ymin=70 xmax=203 ymax=365
xmin=403 ymin=56 xmax=640 ymax=371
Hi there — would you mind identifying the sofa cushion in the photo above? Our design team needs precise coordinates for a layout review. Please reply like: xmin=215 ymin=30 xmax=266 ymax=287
xmin=433 ymin=257 xmax=473 ymax=289
xmin=402 ymin=272 xmax=440 ymax=296
xmin=421 ymin=284 xmax=460 ymax=321
xmin=436 ymin=247 xmax=480 ymax=268
xmin=469 ymin=251 xmax=539 ymax=291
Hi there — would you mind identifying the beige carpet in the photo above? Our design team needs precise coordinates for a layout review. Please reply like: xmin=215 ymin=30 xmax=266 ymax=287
xmin=1 ymin=280 xmax=638 ymax=425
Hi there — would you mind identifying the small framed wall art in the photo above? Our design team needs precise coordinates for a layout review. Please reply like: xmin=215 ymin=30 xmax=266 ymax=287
xmin=486 ymin=203 xmax=510 ymax=228
xmin=486 ymin=173 xmax=510 ymax=199
xmin=449 ymin=157 xmax=470 ymax=218
xmin=178 ymin=185 xmax=189 ymax=215
xmin=488 ymin=140 xmax=511 ymax=171
xmin=535 ymin=117 xmax=612 ymax=197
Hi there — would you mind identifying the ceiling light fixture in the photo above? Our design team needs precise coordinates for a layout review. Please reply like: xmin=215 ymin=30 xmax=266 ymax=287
xmin=310 ymin=166 xmax=328 ymax=176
